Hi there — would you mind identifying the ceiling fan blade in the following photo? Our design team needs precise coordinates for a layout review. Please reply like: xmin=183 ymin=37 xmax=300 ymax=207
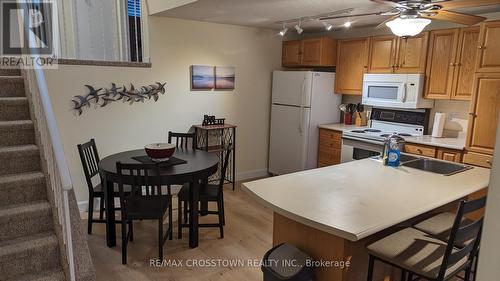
xmin=320 ymin=12 xmax=384 ymax=20
xmin=422 ymin=10 xmax=486 ymax=25
xmin=375 ymin=15 xmax=399 ymax=29
xmin=436 ymin=0 xmax=500 ymax=10
xmin=370 ymin=0 xmax=407 ymax=9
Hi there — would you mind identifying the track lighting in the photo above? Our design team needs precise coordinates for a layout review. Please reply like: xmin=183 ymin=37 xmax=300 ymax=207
xmin=279 ymin=24 xmax=288 ymax=36
xmin=322 ymin=22 xmax=333 ymax=31
xmin=295 ymin=21 xmax=303 ymax=34
xmin=344 ymin=21 xmax=352 ymax=28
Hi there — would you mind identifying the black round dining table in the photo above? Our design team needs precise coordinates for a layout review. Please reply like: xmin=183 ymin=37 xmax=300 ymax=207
xmin=98 ymin=148 xmax=219 ymax=248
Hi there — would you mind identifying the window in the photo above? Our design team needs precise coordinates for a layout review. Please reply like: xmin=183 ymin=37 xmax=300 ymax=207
xmin=127 ymin=0 xmax=142 ymax=62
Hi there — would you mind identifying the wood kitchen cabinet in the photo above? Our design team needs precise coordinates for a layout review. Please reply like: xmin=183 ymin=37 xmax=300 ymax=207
xmin=451 ymin=27 xmax=480 ymax=100
xmin=282 ymin=37 xmax=336 ymax=67
xmin=425 ymin=27 xmax=479 ymax=100
xmin=282 ymin=40 xmax=302 ymax=66
xmin=463 ymin=151 xmax=493 ymax=168
xmin=476 ymin=21 xmax=500 ymax=73
xmin=425 ymin=29 xmax=459 ymax=99
xmin=395 ymin=32 xmax=429 ymax=73
xmin=436 ymin=148 xmax=463 ymax=163
xmin=466 ymin=73 xmax=500 ymax=155
xmin=335 ymin=38 xmax=370 ymax=95
xmin=368 ymin=35 xmax=398 ymax=73
xmin=404 ymin=143 xmax=437 ymax=158
xmin=368 ymin=33 xmax=429 ymax=74
xmin=318 ymin=129 xmax=342 ymax=167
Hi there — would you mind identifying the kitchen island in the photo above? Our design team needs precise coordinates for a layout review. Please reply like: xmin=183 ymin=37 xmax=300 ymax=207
xmin=242 ymin=159 xmax=490 ymax=281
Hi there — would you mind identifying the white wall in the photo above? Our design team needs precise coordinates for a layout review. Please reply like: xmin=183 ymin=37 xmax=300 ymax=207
xmin=477 ymin=117 xmax=500 ymax=281
xmin=44 ymin=17 xmax=281 ymax=203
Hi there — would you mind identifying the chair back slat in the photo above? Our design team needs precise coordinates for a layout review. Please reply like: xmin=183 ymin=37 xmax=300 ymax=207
xmin=437 ymin=196 xmax=487 ymax=280
xmin=77 ymin=139 xmax=101 ymax=193
xmin=447 ymin=240 xmax=477 ymax=265
xmin=116 ymin=162 xmax=164 ymax=219
xmin=168 ymin=131 xmax=196 ymax=150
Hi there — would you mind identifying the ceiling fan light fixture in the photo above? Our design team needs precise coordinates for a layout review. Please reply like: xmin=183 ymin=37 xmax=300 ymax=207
xmin=386 ymin=17 xmax=431 ymax=37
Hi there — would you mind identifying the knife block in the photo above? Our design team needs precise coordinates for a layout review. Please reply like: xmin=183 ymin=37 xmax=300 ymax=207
xmin=355 ymin=112 xmax=367 ymax=127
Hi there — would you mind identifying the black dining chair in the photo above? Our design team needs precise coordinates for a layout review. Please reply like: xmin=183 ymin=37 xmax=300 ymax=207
xmin=78 ymin=139 xmax=124 ymax=234
xmin=168 ymin=131 xmax=197 ymax=150
xmin=366 ymin=196 xmax=486 ymax=281
xmin=177 ymin=145 xmax=232 ymax=239
xmin=116 ymin=162 xmax=173 ymax=265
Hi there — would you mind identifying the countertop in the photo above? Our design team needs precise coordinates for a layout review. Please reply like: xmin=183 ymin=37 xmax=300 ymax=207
xmin=404 ymin=135 xmax=466 ymax=150
xmin=319 ymin=123 xmax=466 ymax=150
xmin=242 ymin=159 xmax=490 ymax=242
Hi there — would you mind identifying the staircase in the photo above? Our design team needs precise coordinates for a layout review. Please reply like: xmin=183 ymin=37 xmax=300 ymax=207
xmin=0 ymin=69 xmax=66 ymax=281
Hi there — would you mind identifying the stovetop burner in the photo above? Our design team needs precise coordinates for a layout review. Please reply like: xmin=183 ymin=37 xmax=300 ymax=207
xmin=351 ymin=130 xmax=366 ymax=133
xmin=364 ymin=129 xmax=382 ymax=133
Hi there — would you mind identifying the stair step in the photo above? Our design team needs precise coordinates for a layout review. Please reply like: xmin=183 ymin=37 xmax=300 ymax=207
xmin=0 ymin=120 xmax=35 ymax=147
xmin=0 ymin=232 xmax=60 ymax=280
xmin=0 ymin=69 xmax=21 ymax=76
xmin=12 ymin=270 xmax=66 ymax=281
xmin=0 ymin=97 xmax=30 ymax=121
xmin=0 ymin=145 xmax=40 ymax=176
xmin=0 ymin=77 xmax=25 ymax=97
xmin=0 ymin=172 xmax=46 ymax=206
xmin=0 ymin=201 xmax=53 ymax=241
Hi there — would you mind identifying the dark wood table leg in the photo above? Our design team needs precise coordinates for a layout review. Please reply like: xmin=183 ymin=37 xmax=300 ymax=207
xmin=189 ymin=180 xmax=200 ymax=248
xmin=200 ymin=178 xmax=209 ymax=216
xmin=104 ymin=176 xmax=116 ymax=247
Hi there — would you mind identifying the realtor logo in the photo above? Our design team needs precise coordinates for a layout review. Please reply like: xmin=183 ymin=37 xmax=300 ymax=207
xmin=0 ymin=0 xmax=58 ymax=68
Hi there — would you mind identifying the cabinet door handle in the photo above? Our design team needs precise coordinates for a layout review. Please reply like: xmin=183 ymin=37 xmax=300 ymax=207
xmin=417 ymin=149 xmax=423 ymax=154
xmin=486 ymin=160 xmax=492 ymax=165
xmin=450 ymin=63 xmax=455 ymax=66
xmin=478 ymin=46 xmax=485 ymax=50
xmin=469 ymin=112 xmax=477 ymax=118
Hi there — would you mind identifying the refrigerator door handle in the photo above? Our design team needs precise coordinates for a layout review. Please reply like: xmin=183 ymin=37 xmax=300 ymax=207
xmin=299 ymin=77 xmax=306 ymax=135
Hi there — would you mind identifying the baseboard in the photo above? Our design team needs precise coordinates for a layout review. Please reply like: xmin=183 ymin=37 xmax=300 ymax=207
xmin=78 ymin=201 xmax=88 ymax=213
xmin=236 ymin=169 xmax=269 ymax=181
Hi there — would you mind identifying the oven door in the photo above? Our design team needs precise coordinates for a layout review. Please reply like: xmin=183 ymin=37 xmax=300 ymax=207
xmin=362 ymin=81 xmax=406 ymax=107
xmin=341 ymin=136 xmax=383 ymax=163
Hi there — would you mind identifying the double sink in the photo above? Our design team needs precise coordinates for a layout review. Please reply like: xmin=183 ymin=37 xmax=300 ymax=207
xmin=374 ymin=153 xmax=473 ymax=176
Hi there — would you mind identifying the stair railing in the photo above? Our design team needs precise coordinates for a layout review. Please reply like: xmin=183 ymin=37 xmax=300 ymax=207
xmin=23 ymin=66 xmax=76 ymax=281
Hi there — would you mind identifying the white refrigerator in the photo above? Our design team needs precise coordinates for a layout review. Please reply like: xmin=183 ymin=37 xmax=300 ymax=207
xmin=269 ymin=71 xmax=341 ymax=175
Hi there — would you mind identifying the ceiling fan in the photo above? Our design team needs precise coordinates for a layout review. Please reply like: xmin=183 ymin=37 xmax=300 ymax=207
xmin=320 ymin=0 xmax=500 ymax=37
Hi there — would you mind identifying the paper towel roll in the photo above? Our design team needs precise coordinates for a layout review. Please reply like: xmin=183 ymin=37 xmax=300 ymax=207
xmin=432 ymin=113 xmax=446 ymax=138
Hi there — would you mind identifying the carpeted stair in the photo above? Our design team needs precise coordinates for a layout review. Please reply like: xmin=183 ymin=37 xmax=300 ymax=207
xmin=0 ymin=70 xmax=65 ymax=281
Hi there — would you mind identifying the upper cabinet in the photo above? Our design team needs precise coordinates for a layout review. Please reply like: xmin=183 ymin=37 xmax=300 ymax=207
xmin=466 ymin=73 xmax=500 ymax=155
xmin=368 ymin=35 xmax=398 ymax=73
xmin=395 ymin=32 xmax=429 ymax=73
xmin=282 ymin=37 xmax=337 ymax=67
xmin=282 ymin=40 xmax=302 ymax=67
xmin=424 ymin=29 xmax=459 ymax=99
xmin=451 ymin=27 xmax=480 ymax=100
xmin=335 ymin=38 xmax=370 ymax=95
xmin=476 ymin=21 xmax=500 ymax=73
xmin=425 ymin=27 xmax=480 ymax=100
xmin=368 ymin=33 xmax=429 ymax=74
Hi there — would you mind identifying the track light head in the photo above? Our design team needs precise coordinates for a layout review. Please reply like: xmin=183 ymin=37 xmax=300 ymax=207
xmin=295 ymin=22 xmax=304 ymax=34
xmin=322 ymin=21 xmax=333 ymax=31
xmin=279 ymin=26 xmax=288 ymax=36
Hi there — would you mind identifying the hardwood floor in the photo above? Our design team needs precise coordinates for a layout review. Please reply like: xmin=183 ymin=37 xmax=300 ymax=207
xmin=84 ymin=181 xmax=273 ymax=281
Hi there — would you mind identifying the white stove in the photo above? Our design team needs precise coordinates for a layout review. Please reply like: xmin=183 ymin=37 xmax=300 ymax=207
xmin=341 ymin=108 xmax=429 ymax=163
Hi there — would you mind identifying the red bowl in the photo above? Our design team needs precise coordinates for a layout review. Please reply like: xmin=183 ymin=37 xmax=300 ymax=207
xmin=144 ymin=143 xmax=176 ymax=161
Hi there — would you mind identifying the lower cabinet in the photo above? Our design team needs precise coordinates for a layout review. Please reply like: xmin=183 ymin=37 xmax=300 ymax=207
xmin=463 ymin=151 xmax=493 ymax=168
xmin=318 ymin=129 xmax=342 ymax=167
xmin=404 ymin=143 xmax=464 ymax=163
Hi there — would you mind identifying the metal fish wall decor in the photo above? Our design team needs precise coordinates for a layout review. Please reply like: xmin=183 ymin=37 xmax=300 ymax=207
xmin=71 ymin=82 xmax=166 ymax=115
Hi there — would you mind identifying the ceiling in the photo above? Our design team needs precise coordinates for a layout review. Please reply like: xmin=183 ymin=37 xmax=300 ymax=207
xmin=155 ymin=0 xmax=500 ymax=32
